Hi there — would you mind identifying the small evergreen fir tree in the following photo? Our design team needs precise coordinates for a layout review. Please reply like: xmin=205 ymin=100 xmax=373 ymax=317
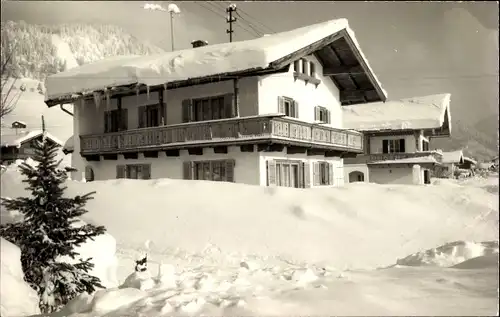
xmin=0 ymin=116 xmax=106 ymax=313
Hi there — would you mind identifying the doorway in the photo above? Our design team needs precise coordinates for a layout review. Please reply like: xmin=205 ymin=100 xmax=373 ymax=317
xmin=423 ymin=169 xmax=430 ymax=184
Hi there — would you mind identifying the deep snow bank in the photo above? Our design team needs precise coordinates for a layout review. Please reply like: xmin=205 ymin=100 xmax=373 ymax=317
xmin=396 ymin=240 xmax=499 ymax=267
xmin=0 ymin=238 xmax=40 ymax=317
xmin=3 ymin=168 xmax=497 ymax=270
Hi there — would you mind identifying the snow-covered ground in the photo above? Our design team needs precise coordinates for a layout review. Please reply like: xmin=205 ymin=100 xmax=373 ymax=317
xmin=1 ymin=164 xmax=498 ymax=316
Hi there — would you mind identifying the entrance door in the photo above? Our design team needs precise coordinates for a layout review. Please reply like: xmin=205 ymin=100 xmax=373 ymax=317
xmin=423 ymin=169 xmax=430 ymax=184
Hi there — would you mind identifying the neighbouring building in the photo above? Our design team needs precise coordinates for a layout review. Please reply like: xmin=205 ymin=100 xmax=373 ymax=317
xmin=44 ymin=19 xmax=388 ymax=188
xmin=437 ymin=150 xmax=465 ymax=178
xmin=492 ymin=156 xmax=499 ymax=167
xmin=458 ymin=156 xmax=477 ymax=170
xmin=1 ymin=122 xmax=63 ymax=165
xmin=342 ymin=94 xmax=452 ymax=185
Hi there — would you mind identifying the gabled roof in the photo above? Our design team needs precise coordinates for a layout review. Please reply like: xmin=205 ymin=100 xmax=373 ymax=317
xmin=441 ymin=150 xmax=464 ymax=164
xmin=342 ymin=93 xmax=452 ymax=134
xmin=44 ymin=18 xmax=387 ymax=106
xmin=0 ymin=129 xmax=63 ymax=148
xmin=463 ymin=156 xmax=477 ymax=165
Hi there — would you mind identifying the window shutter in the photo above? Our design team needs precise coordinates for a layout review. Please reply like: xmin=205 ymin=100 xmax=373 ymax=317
xmin=120 ymin=109 xmax=128 ymax=130
xmin=104 ymin=112 xmax=109 ymax=133
xmin=142 ymin=164 xmax=151 ymax=180
xmin=382 ymin=140 xmax=389 ymax=154
xmin=225 ymin=159 xmax=235 ymax=182
xmin=298 ymin=162 xmax=305 ymax=188
xmin=314 ymin=106 xmax=320 ymax=121
xmin=138 ymin=106 xmax=145 ymax=128
xmin=182 ymin=99 xmax=192 ymax=123
xmin=400 ymin=139 xmax=406 ymax=153
xmin=303 ymin=162 xmax=311 ymax=188
xmin=267 ymin=160 xmax=277 ymax=186
xmin=293 ymin=100 xmax=299 ymax=118
xmin=277 ymin=96 xmax=285 ymax=114
xmin=328 ymin=162 xmax=334 ymax=185
xmin=182 ymin=161 xmax=193 ymax=180
xmin=313 ymin=162 xmax=320 ymax=186
xmin=223 ymin=93 xmax=236 ymax=118
xmin=327 ymin=109 xmax=331 ymax=124
xmin=116 ymin=165 xmax=125 ymax=179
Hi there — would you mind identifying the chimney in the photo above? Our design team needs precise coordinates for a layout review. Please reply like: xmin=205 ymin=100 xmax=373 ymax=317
xmin=191 ymin=40 xmax=208 ymax=48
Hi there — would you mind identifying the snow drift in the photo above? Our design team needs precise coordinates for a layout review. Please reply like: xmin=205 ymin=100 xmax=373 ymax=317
xmin=0 ymin=238 xmax=40 ymax=317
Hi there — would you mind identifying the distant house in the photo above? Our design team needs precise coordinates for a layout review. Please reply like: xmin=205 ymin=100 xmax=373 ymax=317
xmin=1 ymin=125 xmax=63 ymax=165
xmin=458 ymin=156 xmax=477 ymax=170
xmin=342 ymin=93 xmax=452 ymax=185
xmin=438 ymin=150 xmax=465 ymax=178
xmin=43 ymin=19 xmax=389 ymax=187
xmin=491 ymin=156 xmax=499 ymax=166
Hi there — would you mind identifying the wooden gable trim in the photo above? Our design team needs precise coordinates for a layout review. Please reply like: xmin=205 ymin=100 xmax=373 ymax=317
xmin=341 ymin=30 xmax=387 ymax=103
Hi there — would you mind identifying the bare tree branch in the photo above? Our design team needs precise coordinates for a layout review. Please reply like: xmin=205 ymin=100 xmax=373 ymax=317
xmin=1 ymin=38 xmax=21 ymax=119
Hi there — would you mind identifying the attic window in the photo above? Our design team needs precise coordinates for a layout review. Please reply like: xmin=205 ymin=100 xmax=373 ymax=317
xmin=293 ymin=58 xmax=321 ymax=87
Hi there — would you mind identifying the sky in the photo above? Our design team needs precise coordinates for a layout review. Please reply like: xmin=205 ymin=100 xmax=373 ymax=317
xmin=1 ymin=1 xmax=499 ymax=140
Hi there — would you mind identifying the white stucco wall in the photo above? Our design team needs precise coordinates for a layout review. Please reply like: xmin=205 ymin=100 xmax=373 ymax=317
xmin=84 ymin=146 xmax=260 ymax=185
xmin=258 ymin=150 xmax=344 ymax=187
xmin=369 ymin=166 xmax=416 ymax=185
xmin=344 ymin=164 xmax=369 ymax=183
xmin=257 ymin=55 xmax=343 ymax=128
xmin=369 ymin=134 xmax=418 ymax=154
xmin=71 ymin=104 xmax=84 ymax=181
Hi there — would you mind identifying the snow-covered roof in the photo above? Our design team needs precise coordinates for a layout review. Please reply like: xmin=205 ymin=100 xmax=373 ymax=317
xmin=62 ymin=135 xmax=74 ymax=154
xmin=463 ymin=156 xmax=477 ymax=165
xmin=441 ymin=150 xmax=464 ymax=164
xmin=0 ymin=129 xmax=63 ymax=148
xmin=342 ymin=93 xmax=451 ymax=132
xmin=368 ymin=155 xmax=439 ymax=165
xmin=44 ymin=18 xmax=387 ymax=104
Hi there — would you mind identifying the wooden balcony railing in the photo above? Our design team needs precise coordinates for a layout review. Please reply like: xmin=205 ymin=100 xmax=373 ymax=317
xmin=79 ymin=114 xmax=364 ymax=154
xmin=344 ymin=151 xmax=443 ymax=165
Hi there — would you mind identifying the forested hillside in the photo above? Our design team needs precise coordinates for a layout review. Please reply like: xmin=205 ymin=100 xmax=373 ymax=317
xmin=1 ymin=21 xmax=164 ymax=80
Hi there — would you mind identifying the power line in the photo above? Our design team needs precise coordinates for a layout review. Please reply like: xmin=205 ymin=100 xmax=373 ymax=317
xmin=209 ymin=2 xmax=267 ymax=37
xmin=212 ymin=1 xmax=275 ymax=34
xmin=195 ymin=2 xmax=258 ymax=39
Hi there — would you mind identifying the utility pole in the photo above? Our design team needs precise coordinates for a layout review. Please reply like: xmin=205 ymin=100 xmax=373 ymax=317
xmin=226 ymin=4 xmax=237 ymax=42
xmin=170 ymin=11 xmax=175 ymax=51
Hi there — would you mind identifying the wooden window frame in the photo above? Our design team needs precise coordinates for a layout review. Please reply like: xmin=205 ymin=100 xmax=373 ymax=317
xmin=422 ymin=140 xmax=429 ymax=152
xmin=278 ymin=96 xmax=299 ymax=118
xmin=104 ymin=109 xmax=128 ymax=133
xmin=116 ymin=164 xmax=151 ymax=180
xmin=192 ymin=95 xmax=227 ymax=121
xmin=315 ymin=106 xmax=331 ymax=124
xmin=292 ymin=58 xmax=321 ymax=87
xmin=383 ymin=139 xmax=406 ymax=154
xmin=267 ymin=159 xmax=308 ymax=188
xmin=138 ymin=104 xmax=161 ymax=128
xmin=184 ymin=159 xmax=235 ymax=182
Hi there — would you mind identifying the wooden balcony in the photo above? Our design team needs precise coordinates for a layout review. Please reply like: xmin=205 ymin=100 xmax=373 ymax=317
xmin=79 ymin=114 xmax=363 ymax=155
xmin=344 ymin=151 xmax=443 ymax=165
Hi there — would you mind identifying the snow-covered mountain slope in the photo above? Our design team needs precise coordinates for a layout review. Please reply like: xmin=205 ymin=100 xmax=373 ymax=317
xmin=1 ymin=21 xmax=164 ymax=80
xmin=1 ymin=21 xmax=165 ymax=164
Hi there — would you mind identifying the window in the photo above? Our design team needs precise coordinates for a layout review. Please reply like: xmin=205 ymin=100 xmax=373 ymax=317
xmin=382 ymin=139 xmax=406 ymax=154
xmin=422 ymin=140 xmax=429 ymax=151
xmin=267 ymin=160 xmax=306 ymax=188
xmin=314 ymin=106 xmax=331 ymax=123
xmin=193 ymin=96 xmax=226 ymax=121
xmin=309 ymin=61 xmax=316 ymax=77
xmin=104 ymin=109 xmax=128 ymax=133
xmin=278 ymin=96 xmax=298 ymax=118
xmin=138 ymin=105 xmax=160 ymax=128
xmin=294 ymin=59 xmax=301 ymax=73
xmin=116 ymin=164 xmax=151 ymax=179
xmin=184 ymin=160 xmax=235 ymax=182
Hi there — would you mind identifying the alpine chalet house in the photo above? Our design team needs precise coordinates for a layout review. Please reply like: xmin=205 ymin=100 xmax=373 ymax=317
xmin=342 ymin=94 xmax=452 ymax=185
xmin=44 ymin=19 xmax=387 ymax=188
xmin=1 ymin=122 xmax=63 ymax=165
